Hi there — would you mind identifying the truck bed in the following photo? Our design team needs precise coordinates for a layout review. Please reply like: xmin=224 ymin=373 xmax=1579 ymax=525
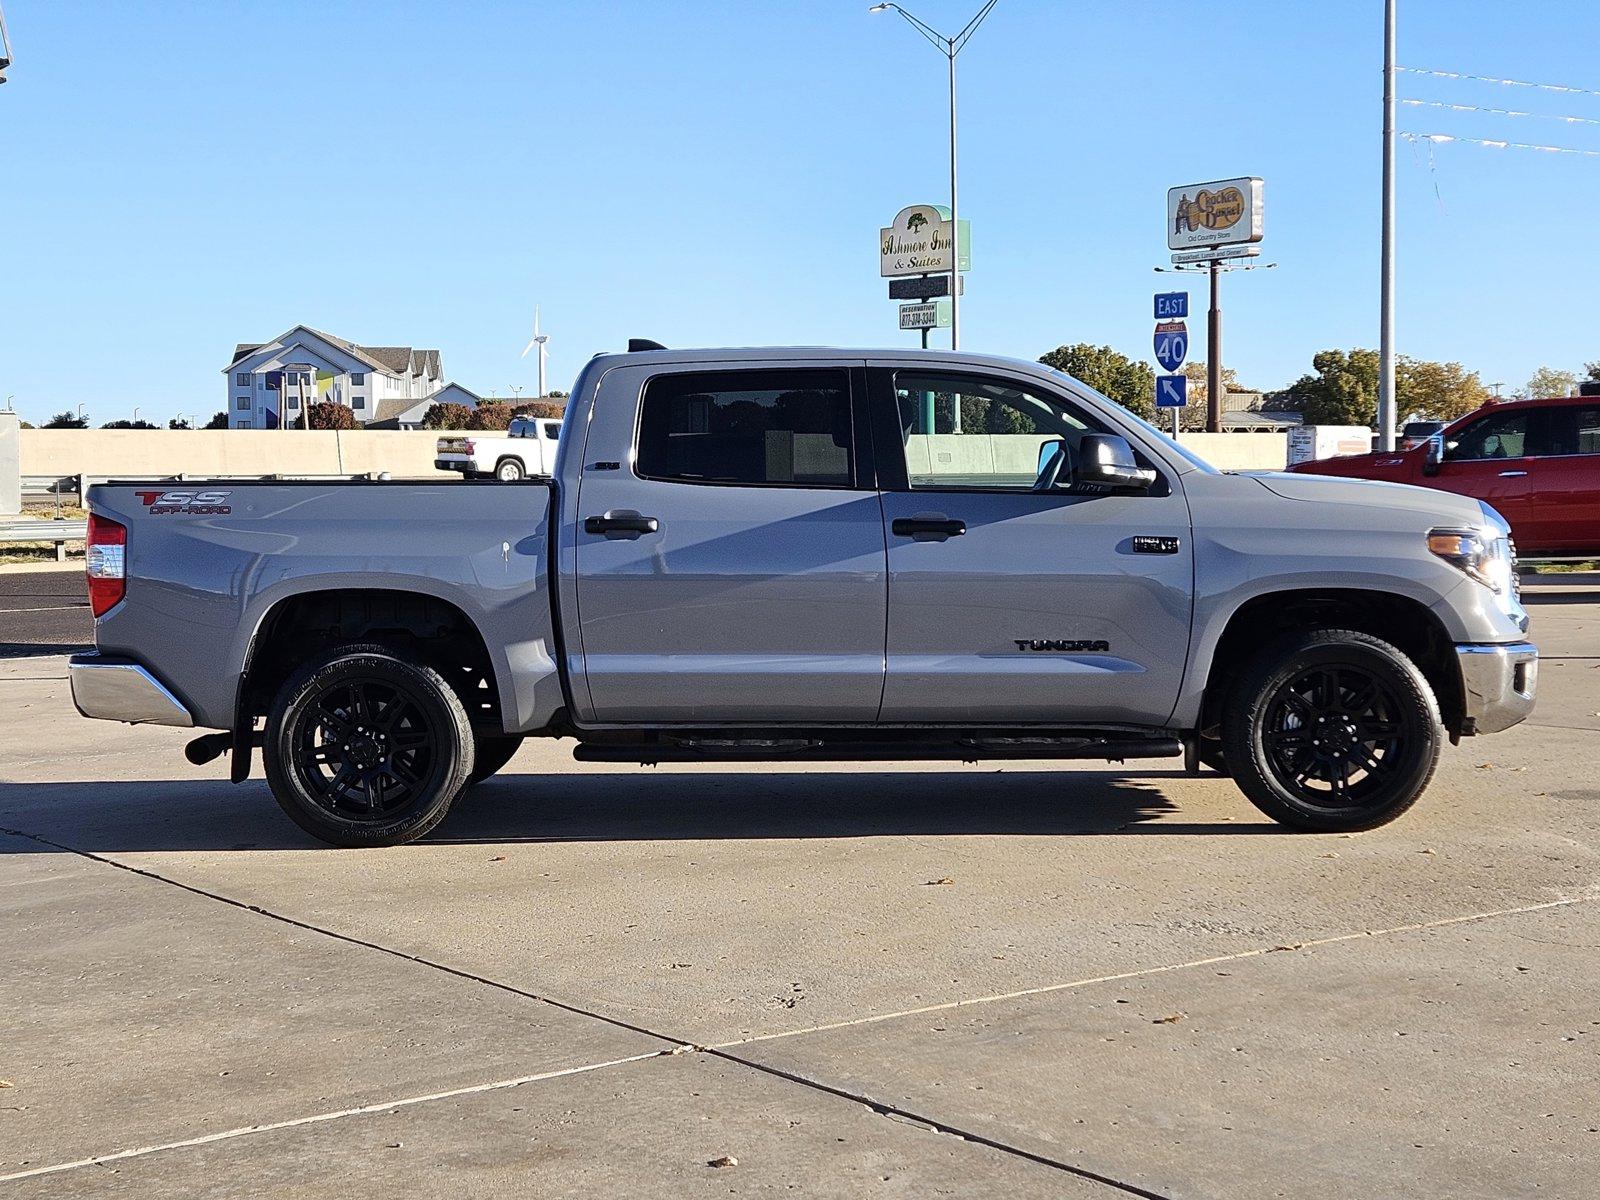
xmin=86 ymin=478 xmax=564 ymax=732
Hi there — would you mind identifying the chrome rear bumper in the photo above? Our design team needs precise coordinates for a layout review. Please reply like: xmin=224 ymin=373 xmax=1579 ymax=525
xmin=68 ymin=653 xmax=194 ymax=727
xmin=1456 ymin=641 xmax=1537 ymax=735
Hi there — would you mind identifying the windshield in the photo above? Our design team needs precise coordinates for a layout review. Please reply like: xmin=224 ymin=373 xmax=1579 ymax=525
xmin=1044 ymin=367 xmax=1220 ymax=475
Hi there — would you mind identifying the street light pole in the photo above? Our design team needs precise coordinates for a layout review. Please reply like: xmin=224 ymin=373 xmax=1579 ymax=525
xmin=1378 ymin=0 xmax=1397 ymax=450
xmin=948 ymin=45 xmax=958 ymax=349
xmin=871 ymin=0 xmax=999 ymax=351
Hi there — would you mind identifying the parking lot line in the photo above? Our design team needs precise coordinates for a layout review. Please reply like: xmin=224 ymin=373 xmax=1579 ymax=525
xmin=0 ymin=1050 xmax=672 ymax=1185
xmin=709 ymin=891 xmax=1598 ymax=1051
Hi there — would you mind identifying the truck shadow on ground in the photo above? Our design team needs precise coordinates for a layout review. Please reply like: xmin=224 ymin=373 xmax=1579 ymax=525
xmin=0 ymin=769 xmax=1277 ymax=852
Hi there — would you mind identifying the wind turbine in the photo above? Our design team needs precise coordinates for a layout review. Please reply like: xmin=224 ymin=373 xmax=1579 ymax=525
xmin=520 ymin=305 xmax=550 ymax=398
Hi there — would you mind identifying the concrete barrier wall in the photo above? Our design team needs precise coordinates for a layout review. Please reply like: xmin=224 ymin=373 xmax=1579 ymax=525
xmin=906 ymin=431 xmax=1288 ymax=476
xmin=1175 ymin=432 xmax=1287 ymax=471
xmin=18 ymin=427 xmax=1289 ymax=485
xmin=0 ymin=414 xmax=20 ymax=513
xmin=20 ymin=430 xmax=451 ymax=480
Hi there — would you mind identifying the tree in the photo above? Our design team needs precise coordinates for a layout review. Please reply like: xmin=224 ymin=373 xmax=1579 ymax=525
xmin=101 ymin=419 xmax=159 ymax=429
xmin=1285 ymin=348 xmax=1380 ymax=427
xmin=1518 ymin=366 xmax=1577 ymax=400
xmin=1038 ymin=343 xmax=1155 ymax=420
xmin=513 ymin=400 xmax=565 ymax=420
xmin=1584 ymin=361 xmax=1600 ymax=384
xmin=1174 ymin=362 xmax=1243 ymax=430
xmin=44 ymin=410 xmax=88 ymax=429
xmin=168 ymin=417 xmax=192 ymax=430
xmin=422 ymin=402 xmax=475 ymax=430
xmin=293 ymin=401 xmax=357 ymax=430
xmin=203 ymin=411 xmax=229 ymax=429
xmin=1397 ymin=357 xmax=1490 ymax=421
xmin=470 ymin=402 xmax=514 ymax=430
xmin=546 ymin=390 xmax=569 ymax=399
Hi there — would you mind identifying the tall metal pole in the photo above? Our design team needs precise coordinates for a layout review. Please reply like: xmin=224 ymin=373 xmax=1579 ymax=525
xmin=872 ymin=2 xmax=998 ymax=350
xmin=1378 ymin=0 xmax=1397 ymax=450
xmin=1207 ymin=261 xmax=1223 ymax=433
xmin=948 ymin=45 xmax=959 ymax=351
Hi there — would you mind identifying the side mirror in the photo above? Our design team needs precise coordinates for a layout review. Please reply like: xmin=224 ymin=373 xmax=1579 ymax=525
xmin=1033 ymin=438 xmax=1073 ymax=492
xmin=1076 ymin=434 xmax=1157 ymax=492
xmin=1421 ymin=434 xmax=1443 ymax=476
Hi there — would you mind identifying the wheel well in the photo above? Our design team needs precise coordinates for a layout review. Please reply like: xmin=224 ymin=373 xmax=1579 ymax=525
xmin=240 ymin=589 xmax=502 ymax=730
xmin=494 ymin=455 xmax=525 ymax=474
xmin=1199 ymin=589 xmax=1463 ymax=738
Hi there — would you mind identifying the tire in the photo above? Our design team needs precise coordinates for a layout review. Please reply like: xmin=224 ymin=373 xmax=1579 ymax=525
xmin=469 ymin=733 xmax=524 ymax=785
xmin=1222 ymin=628 xmax=1441 ymax=832
xmin=494 ymin=458 xmax=525 ymax=482
xmin=263 ymin=644 xmax=475 ymax=847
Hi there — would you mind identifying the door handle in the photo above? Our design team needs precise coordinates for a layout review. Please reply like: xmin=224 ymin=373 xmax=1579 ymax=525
xmin=1497 ymin=470 xmax=1528 ymax=478
xmin=585 ymin=512 xmax=660 ymax=536
xmin=892 ymin=516 xmax=966 ymax=539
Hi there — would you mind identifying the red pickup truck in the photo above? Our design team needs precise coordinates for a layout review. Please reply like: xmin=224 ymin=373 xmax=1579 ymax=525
xmin=1288 ymin=394 xmax=1600 ymax=558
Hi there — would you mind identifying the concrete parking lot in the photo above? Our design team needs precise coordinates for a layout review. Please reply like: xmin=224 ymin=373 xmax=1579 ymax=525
xmin=2 ymin=566 xmax=1597 ymax=1197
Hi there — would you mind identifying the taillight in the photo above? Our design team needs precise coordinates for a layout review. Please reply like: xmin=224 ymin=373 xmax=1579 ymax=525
xmin=463 ymin=439 xmax=476 ymax=455
xmin=86 ymin=514 xmax=127 ymax=616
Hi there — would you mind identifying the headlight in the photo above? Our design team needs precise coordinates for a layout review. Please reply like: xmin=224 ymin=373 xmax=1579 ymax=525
xmin=1428 ymin=527 xmax=1513 ymax=594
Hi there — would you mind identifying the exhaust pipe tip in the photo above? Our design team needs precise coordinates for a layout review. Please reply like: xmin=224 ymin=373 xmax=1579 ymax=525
xmin=185 ymin=732 xmax=232 ymax=766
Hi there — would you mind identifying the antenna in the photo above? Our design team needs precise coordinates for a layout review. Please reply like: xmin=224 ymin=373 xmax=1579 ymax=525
xmin=519 ymin=304 xmax=550 ymax=397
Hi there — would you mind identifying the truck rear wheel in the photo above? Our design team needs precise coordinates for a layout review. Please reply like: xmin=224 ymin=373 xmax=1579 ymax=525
xmin=263 ymin=644 xmax=475 ymax=847
xmin=469 ymin=733 xmax=524 ymax=785
xmin=1222 ymin=629 xmax=1441 ymax=832
xmin=494 ymin=458 xmax=525 ymax=481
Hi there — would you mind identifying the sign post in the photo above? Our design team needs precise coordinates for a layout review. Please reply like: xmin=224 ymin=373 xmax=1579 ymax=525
xmin=1167 ymin=177 xmax=1265 ymax=432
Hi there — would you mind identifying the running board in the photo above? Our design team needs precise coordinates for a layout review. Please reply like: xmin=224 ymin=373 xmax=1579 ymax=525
xmin=572 ymin=736 xmax=1182 ymax=765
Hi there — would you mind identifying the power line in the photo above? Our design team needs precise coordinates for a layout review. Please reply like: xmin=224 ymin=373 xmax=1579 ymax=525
xmin=1398 ymin=66 xmax=1600 ymax=100
xmin=1402 ymin=131 xmax=1600 ymax=159
xmin=1401 ymin=97 xmax=1600 ymax=128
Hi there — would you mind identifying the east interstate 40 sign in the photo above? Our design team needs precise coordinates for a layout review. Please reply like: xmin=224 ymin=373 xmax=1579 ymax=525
xmin=1153 ymin=321 xmax=1188 ymax=373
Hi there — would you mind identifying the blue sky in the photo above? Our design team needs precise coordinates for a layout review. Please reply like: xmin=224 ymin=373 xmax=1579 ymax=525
xmin=3 ymin=1 xmax=1598 ymax=426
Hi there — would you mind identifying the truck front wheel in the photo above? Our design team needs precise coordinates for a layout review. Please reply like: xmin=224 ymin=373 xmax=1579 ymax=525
xmin=1222 ymin=629 xmax=1441 ymax=832
xmin=263 ymin=644 xmax=475 ymax=847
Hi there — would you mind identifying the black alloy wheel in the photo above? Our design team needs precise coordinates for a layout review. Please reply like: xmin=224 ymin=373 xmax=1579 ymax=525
xmin=1224 ymin=629 xmax=1441 ymax=832
xmin=1260 ymin=664 xmax=1407 ymax=808
xmin=291 ymin=679 xmax=439 ymax=817
xmin=264 ymin=645 xmax=474 ymax=847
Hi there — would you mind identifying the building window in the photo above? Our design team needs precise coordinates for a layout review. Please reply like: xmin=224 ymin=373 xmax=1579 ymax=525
xmin=351 ymin=372 xmax=365 ymax=385
xmin=235 ymin=395 xmax=251 ymax=409
xmin=352 ymin=395 xmax=365 ymax=409
xmin=287 ymin=396 xmax=299 ymax=408
xmin=235 ymin=372 xmax=251 ymax=386
xmin=238 ymin=420 xmax=252 ymax=429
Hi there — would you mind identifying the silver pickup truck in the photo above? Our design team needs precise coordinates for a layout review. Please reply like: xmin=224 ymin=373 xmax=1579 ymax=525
xmin=71 ymin=346 xmax=1537 ymax=846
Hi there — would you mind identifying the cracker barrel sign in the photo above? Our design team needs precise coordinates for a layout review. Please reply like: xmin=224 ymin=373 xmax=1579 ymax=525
xmin=880 ymin=204 xmax=972 ymax=278
xmin=1166 ymin=177 xmax=1264 ymax=252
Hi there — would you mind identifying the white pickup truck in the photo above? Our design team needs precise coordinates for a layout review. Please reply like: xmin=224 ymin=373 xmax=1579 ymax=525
xmin=435 ymin=414 xmax=561 ymax=481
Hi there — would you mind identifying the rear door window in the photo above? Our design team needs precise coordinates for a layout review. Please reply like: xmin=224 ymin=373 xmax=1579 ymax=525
xmin=1547 ymin=406 xmax=1600 ymax=456
xmin=1446 ymin=410 xmax=1547 ymax=461
xmin=636 ymin=369 xmax=855 ymax=487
